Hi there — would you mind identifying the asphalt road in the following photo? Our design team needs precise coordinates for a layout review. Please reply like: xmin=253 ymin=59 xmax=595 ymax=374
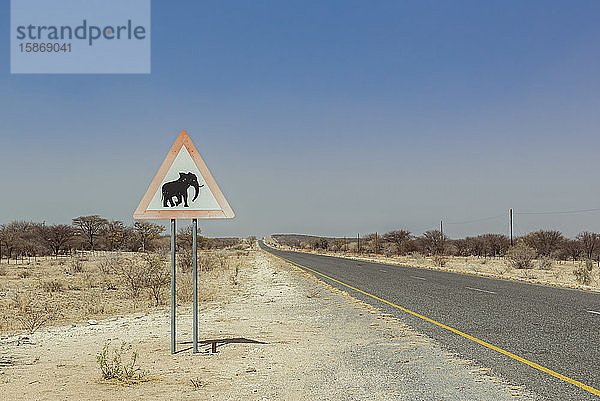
xmin=260 ymin=241 xmax=600 ymax=401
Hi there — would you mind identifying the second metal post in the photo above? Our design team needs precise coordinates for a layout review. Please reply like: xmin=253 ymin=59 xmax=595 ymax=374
xmin=171 ymin=219 xmax=176 ymax=354
xmin=192 ymin=218 xmax=198 ymax=353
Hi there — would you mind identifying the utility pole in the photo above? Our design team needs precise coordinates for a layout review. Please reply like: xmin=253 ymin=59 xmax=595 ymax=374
xmin=357 ymin=233 xmax=360 ymax=254
xmin=510 ymin=207 xmax=513 ymax=246
xmin=440 ymin=220 xmax=444 ymax=256
xmin=509 ymin=208 xmax=513 ymax=246
xmin=375 ymin=232 xmax=378 ymax=254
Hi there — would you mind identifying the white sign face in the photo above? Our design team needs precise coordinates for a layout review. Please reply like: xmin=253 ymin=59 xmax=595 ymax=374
xmin=133 ymin=130 xmax=234 ymax=220
xmin=146 ymin=146 xmax=221 ymax=211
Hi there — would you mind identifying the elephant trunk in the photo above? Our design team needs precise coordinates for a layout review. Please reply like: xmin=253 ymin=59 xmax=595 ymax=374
xmin=191 ymin=182 xmax=200 ymax=202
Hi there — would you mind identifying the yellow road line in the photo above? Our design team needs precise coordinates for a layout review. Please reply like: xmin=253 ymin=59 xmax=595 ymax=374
xmin=264 ymin=248 xmax=600 ymax=398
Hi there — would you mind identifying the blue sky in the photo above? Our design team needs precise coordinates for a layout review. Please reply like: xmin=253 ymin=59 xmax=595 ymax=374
xmin=2 ymin=1 xmax=600 ymax=238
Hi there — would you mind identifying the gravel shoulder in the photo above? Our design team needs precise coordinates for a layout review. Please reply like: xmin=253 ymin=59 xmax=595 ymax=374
xmin=0 ymin=250 xmax=537 ymax=400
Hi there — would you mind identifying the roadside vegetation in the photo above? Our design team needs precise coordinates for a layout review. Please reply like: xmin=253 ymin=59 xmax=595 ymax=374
xmin=0 ymin=214 xmax=255 ymax=336
xmin=269 ymin=229 xmax=600 ymax=288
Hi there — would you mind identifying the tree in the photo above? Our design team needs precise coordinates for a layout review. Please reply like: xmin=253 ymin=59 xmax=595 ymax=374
xmin=72 ymin=215 xmax=109 ymax=251
xmin=480 ymin=234 xmax=510 ymax=257
xmin=134 ymin=221 xmax=165 ymax=252
xmin=176 ymin=225 xmax=201 ymax=250
xmin=561 ymin=239 xmax=581 ymax=262
xmin=523 ymin=230 xmax=565 ymax=257
xmin=103 ymin=220 xmax=126 ymax=251
xmin=310 ymin=237 xmax=329 ymax=250
xmin=576 ymin=232 xmax=600 ymax=260
xmin=420 ymin=230 xmax=445 ymax=255
xmin=382 ymin=230 xmax=411 ymax=254
xmin=38 ymin=224 xmax=75 ymax=256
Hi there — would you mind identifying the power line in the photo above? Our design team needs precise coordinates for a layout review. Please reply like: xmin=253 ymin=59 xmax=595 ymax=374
xmin=514 ymin=208 xmax=600 ymax=215
xmin=445 ymin=214 xmax=506 ymax=225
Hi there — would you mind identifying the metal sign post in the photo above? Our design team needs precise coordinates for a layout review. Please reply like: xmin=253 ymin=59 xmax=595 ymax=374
xmin=192 ymin=218 xmax=198 ymax=353
xmin=133 ymin=130 xmax=234 ymax=355
xmin=171 ymin=219 xmax=176 ymax=354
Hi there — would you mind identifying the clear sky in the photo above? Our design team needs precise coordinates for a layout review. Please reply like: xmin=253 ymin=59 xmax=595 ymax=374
xmin=2 ymin=1 xmax=600 ymax=239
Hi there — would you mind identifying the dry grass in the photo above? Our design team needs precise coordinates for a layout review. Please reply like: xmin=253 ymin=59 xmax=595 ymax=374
xmin=0 ymin=248 xmax=253 ymax=336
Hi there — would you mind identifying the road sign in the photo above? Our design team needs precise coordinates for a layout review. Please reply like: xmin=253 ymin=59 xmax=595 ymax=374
xmin=133 ymin=129 xmax=234 ymax=219
xmin=133 ymin=129 xmax=234 ymax=355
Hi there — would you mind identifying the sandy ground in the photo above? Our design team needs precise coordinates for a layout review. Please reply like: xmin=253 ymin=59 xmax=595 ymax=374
xmin=0 ymin=251 xmax=537 ymax=400
xmin=263 ymin=238 xmax=600 ymax=292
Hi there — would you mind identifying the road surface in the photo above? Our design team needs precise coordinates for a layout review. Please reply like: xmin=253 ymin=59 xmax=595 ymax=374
xmin=261 ymin=241 xmax=600 ymax=401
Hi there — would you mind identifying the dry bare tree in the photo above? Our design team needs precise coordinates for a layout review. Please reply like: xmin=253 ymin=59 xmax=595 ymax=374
xmin=576 ymin=231 xmax=600 ymax=260
xmin=134 ymin=221 xmax=165 ymax=252
xmin=38 ymin=224 xmax=75 ymax=256
xmin=420 ymin=230 xmax=444 ymax=255
xmin=382 ymin=230 xmax=411 ymax=254
xmin=72 ymin=215 xmax=109 ymax=251
xmin=523 ymin=230 xmax=565 ymax=257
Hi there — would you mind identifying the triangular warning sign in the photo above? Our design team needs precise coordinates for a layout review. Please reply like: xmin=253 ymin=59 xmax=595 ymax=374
xmin=133 ymin=130 xmax=234 ymax=219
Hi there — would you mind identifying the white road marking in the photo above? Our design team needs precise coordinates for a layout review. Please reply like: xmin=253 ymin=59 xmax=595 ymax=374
xmin=410 ymin=276 xmax=427 ymax=281
xmin=379 ymin=269 xmax=387 ymax=273
xmin=465 ymin=286 xmax=496 ymax=294
xmin=587 ymin=310 xmax=600 ymax=315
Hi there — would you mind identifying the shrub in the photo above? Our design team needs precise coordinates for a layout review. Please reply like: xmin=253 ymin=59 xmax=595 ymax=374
xmin=18 ymin=269 xmax=30 ymax=279
xmin=585 ymin=259 xmax=594 ymax=272
xmin=199 ymin=253 xmax=219 ymax=271
xmin=114 ymin=258 xmax=146 ymax=299
xmin=12 ymin=293 xmax=59 ymax=333
xmin=42 ymin=280 xmax=63 ymax=293
xmin=506 ymin=242 xmax=536 ymax=269
xmin=67 ymin=257 xmax=84 ymax=274
xmin=96 ymin=342 xmax=147 ymax=383
xmin=538 ymin=257 xmax=553 ymax=270
xmin=574 ymin=266 xmax=592 ymax=285
xmin=143 ymin=254 xmax=170 ymax=306
xmin=177 ymin=248 xmax=193 ymax=273
xmin=433 ymin=254 xmax=446 ymax=267
xmin=97 ymin=254 xmax=122 ymax=275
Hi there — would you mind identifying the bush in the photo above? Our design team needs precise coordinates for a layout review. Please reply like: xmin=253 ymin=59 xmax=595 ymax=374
xmin=506 ymin=242 xmax=536 ymax=269
xmin=177 ymin=248 xmax=193 ymax=273
xmin=585 ymin=259 xmax=594 ymax=272
xmin=143 ymin=254 xmax=170 ymax=306
xmin=97 ymin=254 xmax=122 ymax=275
xmin=42 ymin=280 xmax=63 ymax=293
xmin=538 ymin=257 xmax=553 ymax=270
xmin=67 ymin=257 xmax=84 ymax=274
xmin=574 ymin=266 xmax=592 ymax=285
xmin=433 ymin=254 xmax=446 ymax=267
xmin=96 ymin=342 xmax=147 ymax=383
xmin=18 ymin=269 xmax=30 ymax=279
xmin=114 ymin=258 xmax=146 ymax=299
xmin=12 ymin=293 xmax=59 ymax=333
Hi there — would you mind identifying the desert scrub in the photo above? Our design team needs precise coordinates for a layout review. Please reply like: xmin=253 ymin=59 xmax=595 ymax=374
xmin=506 ymin=242 xmax=536 ymax=269
xmin=574 ymin=266 xmax=592 ymax=285
xmin=66 ymin=257 xmax=84 ymax=274
xmin=433 ymin=254 xmax=446 ymax=267
xmin=537 ymin=257 xmax=554 ymax=270
xmin=96 ymin=342 xmax=148 ymax=383
xmin=42 ymin=279 xmax=63 ymax=293
xmin=11 ymin=293 xmax=60 ymax=333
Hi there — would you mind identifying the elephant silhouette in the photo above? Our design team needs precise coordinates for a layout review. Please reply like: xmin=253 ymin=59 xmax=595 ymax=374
xmin=162 ymin=172 xmax=203 ymax=207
